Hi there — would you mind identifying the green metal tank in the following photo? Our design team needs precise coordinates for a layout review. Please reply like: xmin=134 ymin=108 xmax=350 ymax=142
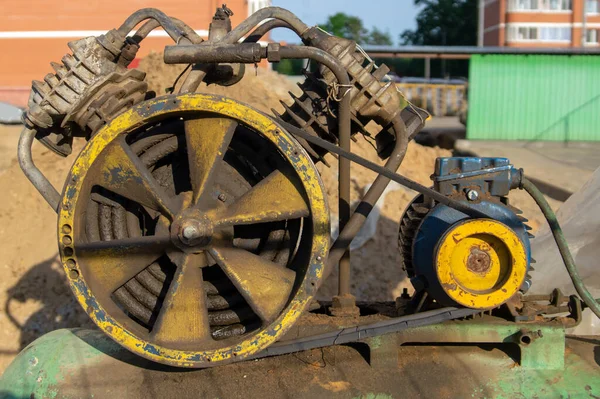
xmin=1 ymin=319 xmax=599 ymax=399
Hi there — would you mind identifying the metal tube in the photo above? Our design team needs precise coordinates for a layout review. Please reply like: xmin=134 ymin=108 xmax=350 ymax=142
xmin=521 ymin=177 xmax=600 ymax=319
xmin=276 ymin=46 xmax=352 ymax=297
xmin=244 ymin=20 xmax=294 ymax=43
xmin=117 ymin=8 xmax=186 ymax=43
xmin=166 ymin=43 xmax=264 ymax=93
xmin=179 ymin=8 xmax=309 ymax=93
xmin=221 ymin=7 xmax=309 ymax=44
xmin=18 ymin=127 xmax=61 ymax=213
xmin=179 ymin=66 xmax=210 ymax=94
xmin=164 ymin=43 xmax=265 ymax=64
xmin=327 ymin=116 xmax=410 ymax=281
xmin=131 ymin=17 xmax=203 ymax=44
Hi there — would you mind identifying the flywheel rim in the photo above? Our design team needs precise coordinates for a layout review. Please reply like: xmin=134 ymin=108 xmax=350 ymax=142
xmin=57 ymin=93 xmax=329 ymax=367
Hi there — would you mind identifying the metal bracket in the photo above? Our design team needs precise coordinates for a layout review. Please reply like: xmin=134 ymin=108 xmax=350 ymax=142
xmin=381 ymin=320 xmax=567 ymax=370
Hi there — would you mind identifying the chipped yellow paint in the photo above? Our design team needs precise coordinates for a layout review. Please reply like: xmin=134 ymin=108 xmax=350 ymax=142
xmin=57 ymin=93 xmax=330 ymax=368
xmin=435 ymin=219 xmax=527 ymax=310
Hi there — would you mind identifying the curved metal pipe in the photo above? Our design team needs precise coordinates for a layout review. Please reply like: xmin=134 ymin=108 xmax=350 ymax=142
xmin=131 ymin=17 xmax=203 ymax=44
xmin=179 ymin=8 xmax=309 ymax=93
xmin=243 ymin=20 xmax=295 ymax=43
xmin=18 ymin=127 xmax=61 ymax=213
xmin=521 ymin=177 xmax=600 ymax=319
xmin=117 ymin=8 xmax=187 ymax=43
xmin=326 ymin=116 xmax=411 ymax=288
xmin=221 ymin=7 xmax=309 ymax=44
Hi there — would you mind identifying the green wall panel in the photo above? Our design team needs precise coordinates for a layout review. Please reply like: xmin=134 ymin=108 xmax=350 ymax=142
xmin=467 ymin=55 xmax=600 ymax=141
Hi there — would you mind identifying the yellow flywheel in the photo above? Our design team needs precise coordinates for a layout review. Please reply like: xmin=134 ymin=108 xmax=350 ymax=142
xmin=57 ymin=93 xmax=329 ymax=368
xmin=435 ymin=219 xmax=527 ymax=309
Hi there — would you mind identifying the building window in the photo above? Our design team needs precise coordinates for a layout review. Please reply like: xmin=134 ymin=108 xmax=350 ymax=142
xmin=507 ymin=25 xmax=571 ymax=41
xmin=539 ymin=26 xmax=571 ymax=40
xmin=517 ymin=26 xmax=538 ymax=40
xmin=549 ymin=0 xmax=572 ymax=10
xmin=248 ymin=0 xmax=271 ymax=16
xmin=586 ymin=0 xmax=599 ymax=13
xmin=586 ymin=29 xmax=599 ymax=44
xmin=508 ymin=0 xmax=571 ymax=11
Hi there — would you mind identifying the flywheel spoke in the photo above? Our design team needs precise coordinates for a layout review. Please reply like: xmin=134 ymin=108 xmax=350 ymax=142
xmin=185 ymin=117 xmax=237 ymax=204
xmin=213 ymin=170 xmax=309 ymax=227
xmin=209 ymin=245 xmax=296 ymax=322
xmin=75 ymin=236 xmax=171 ymax=292
xmin=98 ymin=136 xmax=177 ymax=219
xmin=151 ymin=253 xmax=212 ymax=345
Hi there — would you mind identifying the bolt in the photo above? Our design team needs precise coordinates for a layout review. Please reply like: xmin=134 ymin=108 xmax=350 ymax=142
xmin=218 ymin=193 xmax=227 ymax=202
xmin=467 ymin=247 xmax=491 ymax=274
xmin=182 ymin=225 xmax=200 ymax=240
xmin=466 ymin=189 xmax=479 ymax=201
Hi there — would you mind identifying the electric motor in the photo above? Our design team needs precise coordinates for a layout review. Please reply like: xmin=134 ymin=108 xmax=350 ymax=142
xmin=399 ymin=157 xmax=532 ymax=310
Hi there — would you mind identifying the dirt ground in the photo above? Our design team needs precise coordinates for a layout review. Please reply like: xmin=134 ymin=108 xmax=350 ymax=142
xmin=0 ymin=53 xmax=561 ymax=373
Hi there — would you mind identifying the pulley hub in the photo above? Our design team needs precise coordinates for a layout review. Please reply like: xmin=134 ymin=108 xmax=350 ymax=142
xmin=435 ymin=219 xmax=527 ymax=309
xmin=170 ymin=208 xmax=215 ymax=250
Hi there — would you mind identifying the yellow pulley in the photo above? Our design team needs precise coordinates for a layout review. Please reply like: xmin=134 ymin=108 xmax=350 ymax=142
xmin=435 ymin=219 xmax=528 ymax=309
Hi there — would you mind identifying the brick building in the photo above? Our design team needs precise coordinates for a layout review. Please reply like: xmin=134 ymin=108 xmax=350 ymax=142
xmin=0 ymin=0 xmax=271 ymax=106
xmin=484 ymin=0 xmax=600 ymax=47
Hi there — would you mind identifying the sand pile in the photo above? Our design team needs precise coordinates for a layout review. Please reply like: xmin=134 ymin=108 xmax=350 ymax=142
xmin=0 ymin=136 xmax=92 ymax=373
xmin=0 ymin=53 xmax=552 ymax=373
xmin=139 ymin=52 xmax=296 ymax=113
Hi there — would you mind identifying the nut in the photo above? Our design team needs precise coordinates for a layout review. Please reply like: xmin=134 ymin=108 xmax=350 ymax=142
xmin=182 ymin=225 xmax=200 ymax=240
xmin=466 ymin=189 xmax=479 ymax=201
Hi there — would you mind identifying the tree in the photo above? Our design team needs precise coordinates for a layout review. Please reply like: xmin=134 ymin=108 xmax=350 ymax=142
xmin=366 ymin=27 xmax=393 ymax=46
xmin=319 ymin=13 xmax=393 ymax=45
xmin=319 ymin=12 xmax=369 ymax=43
xmin=400 ymin=0 xmax=477 ymax=77
xmin=401 ymin=0 xmax=477 ymax=46
xmin=273 ymin=59 xmax=305 ymax=75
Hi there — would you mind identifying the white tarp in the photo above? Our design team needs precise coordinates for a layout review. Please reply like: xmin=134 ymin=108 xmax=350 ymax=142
xmin=530 ymin=166 xmax=600 ymax=335
xmin=0 ymin=102 xmax=23 ymax=124
xmin=330 ymin=182 xmax=412 ymax=250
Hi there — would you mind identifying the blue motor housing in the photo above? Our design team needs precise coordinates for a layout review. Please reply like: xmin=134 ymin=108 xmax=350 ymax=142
xmin=398 ymin=157 xmax=533 ymax=307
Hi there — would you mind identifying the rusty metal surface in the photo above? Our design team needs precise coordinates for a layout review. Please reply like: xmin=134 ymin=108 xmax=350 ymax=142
xmin=57 ymin=93 xmax=329 ymax=367
xmin=24 ymin=33 xmax=147 ymax=157
xmin=17 ymin=127 xmax=62 ymax=211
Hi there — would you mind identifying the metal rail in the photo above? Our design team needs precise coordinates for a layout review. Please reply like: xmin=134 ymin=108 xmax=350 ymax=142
xmin=362 ymin=45 xmax=600 ymax=59
xmin=397 ymin=83 xmax=466 ymax=117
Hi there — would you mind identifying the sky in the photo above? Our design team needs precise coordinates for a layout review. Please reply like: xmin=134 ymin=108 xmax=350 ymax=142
xmin=270 ymin=0 xmax=420 ymax=44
